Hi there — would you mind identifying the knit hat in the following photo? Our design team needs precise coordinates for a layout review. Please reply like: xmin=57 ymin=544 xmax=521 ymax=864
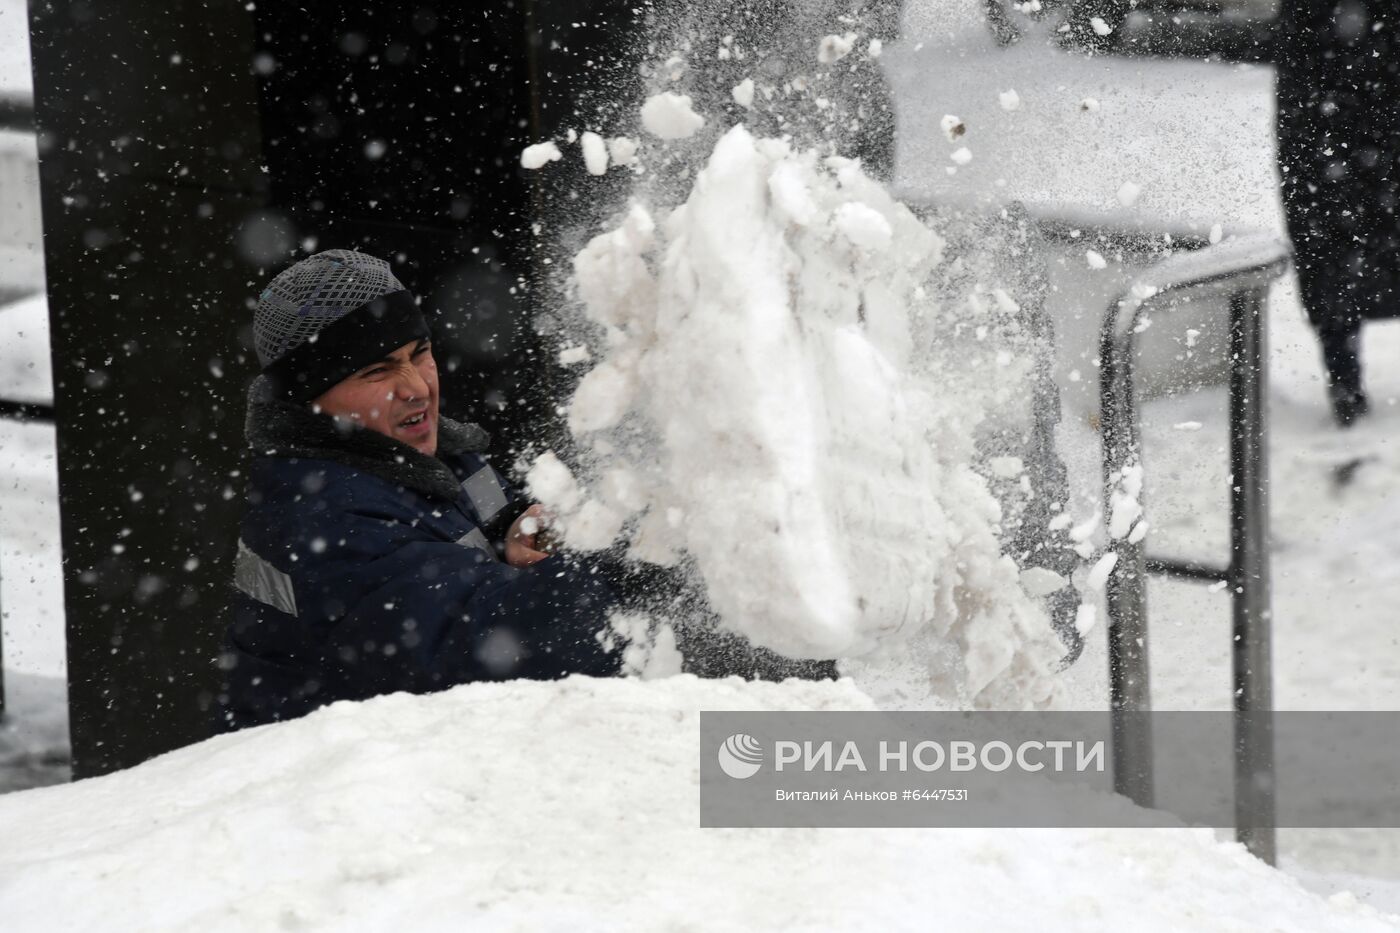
xmin=253 ymin=249 xmax=431 ymax=403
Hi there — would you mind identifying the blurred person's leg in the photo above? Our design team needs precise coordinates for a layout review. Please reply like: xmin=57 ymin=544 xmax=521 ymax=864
xmin=1275 ymin=1 xmax=1372 ymax=426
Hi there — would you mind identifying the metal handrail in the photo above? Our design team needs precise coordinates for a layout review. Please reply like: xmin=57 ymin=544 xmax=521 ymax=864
xmin=1099 ymin=232 xmax=1291 ymax=864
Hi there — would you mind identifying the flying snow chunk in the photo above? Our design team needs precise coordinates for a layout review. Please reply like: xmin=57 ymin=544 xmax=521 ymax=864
xmin=559 ymin=345 xmax=592 ymax=366
xmin=940 ymin=114 xmax=966 ymax=141
xmin=569 ymin=361 xmax=635 ymax=434
xmin=640 ymin=92 xmax=706 ymax=140
xmin=608 ymin=136 xmax=639 ymax=167
xmin=1086 ymin=250 xmax=1107 ymax=270
xmin=1173 ymin=421 xmax=1203 ymax=432
xmin=526 ymin=451 xmax=582 ymax=515
xmin=1075 ymin=603 xmax=1098 ymax=635
xmin=817 ymin=32 xmax=857 ymax=64
xmin=950 ymin=147 xmax=973 ymax=166
xmin=989 ymin=456 xmax=1024 ymax=478
xmin=520 ymin=141 xmax=562 ymax=170
xmin=567 ymin=499 xmax=626 ymax=552
xmin=998 ymin=89 xmax=1021 ymax=112
xmin=1086 ymin=551 xmax=1118 ymax=592
xmin=867 ymin=38 xmax=883 ymax=58
xmin=580 ymin=132 xmax=609 ymax=176
xmin=1069 ymin=511 xmax=1100 ymax=543
xmin=731 ymin=78 xmax=755 ymax=109
xmin=1117 ymin=181 xmax=1142 ymax=207
xmin=1209 ymin=223 xmax=1224 ymax=245
xmin=1090 ymin=16 xmax=1113 ymax=36
xmin=1080 ymin=97 xmax=1101 ymax=112
xmin=1020 ymin=567 xmax=1068 ymax=597
xmin=833 ymin=202 xmax=893 ymax=252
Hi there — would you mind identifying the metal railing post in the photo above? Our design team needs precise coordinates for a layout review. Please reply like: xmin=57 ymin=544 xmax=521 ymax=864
xmin=1100 ymin=303 xmax=1153 ymax=808
xmin=1228 ymin=287 xmax=1276 ymax=863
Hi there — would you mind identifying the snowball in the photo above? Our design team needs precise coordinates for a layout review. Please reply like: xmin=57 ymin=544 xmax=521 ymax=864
xmin=608 ymin=136 xmax=640 ymax=167
xmin=1117 ymin=181 xmax=1142 ymax=207
xmin=940 ymin=114 xmax=966 ymax=141
xmin=1209 ymin=223 xmax=1224 ymax=245
xmin=1090 ymin=16 xmax=1113 ymax=36
xmin=731 ymin=78 xmax=755 ymax=109
xmin=519 ymin=516 xmax=540 ymax=536
xmin=1085 ymin=250 xmax=1107 ymax=270
xmin=998 ymin=89 xmax=1021 ymax=112
xmin=520 ymin=141 xmax=562 ymax=170
xmin=640 ymin=93 xmax=706 ymax=140
xmin=817 ymin=32 xmax=857 ymax=64
xmin=867 ymin=38 xmax=883 ymax=57
xmin=950 ymin=147 xmax=973 ymax=166
xmin=1080 ymin=97 xmax=1101 ymax=112
xmin=833 ymin=202 xmax=893 ymax=252
xmin=580 ymin=131 xmax=609 ymax=176
xmin=1127 ymin=520 xmax=1149 ymax=544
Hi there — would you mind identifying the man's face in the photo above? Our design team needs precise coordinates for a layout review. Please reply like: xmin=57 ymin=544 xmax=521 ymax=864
xmin=312 ymin=338 xmax=440 ymax=456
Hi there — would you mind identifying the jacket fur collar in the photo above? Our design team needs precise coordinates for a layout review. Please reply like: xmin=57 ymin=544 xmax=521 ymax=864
xmin=244 ymin=375 xmax=490 ymax=501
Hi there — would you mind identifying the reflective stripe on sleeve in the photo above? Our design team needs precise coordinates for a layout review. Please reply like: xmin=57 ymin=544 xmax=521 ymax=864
xmin=455 ymin=527 xmax=498 ymax=560
xmin=461 ymin=465 xmax=509 ymax=524
xmin=234 ymin=538 xmax=298 ymax=616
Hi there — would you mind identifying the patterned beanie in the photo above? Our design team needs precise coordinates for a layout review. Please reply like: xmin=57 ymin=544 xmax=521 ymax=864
xmin=253 ymin=249 xmax=430 ymax=403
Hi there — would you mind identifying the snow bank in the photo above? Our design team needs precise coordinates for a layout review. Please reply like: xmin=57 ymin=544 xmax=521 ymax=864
xmin=1 ymin=677 xmax=1393 ymax=932
xmin=537 ymin=125 xmax=1063 ymax=707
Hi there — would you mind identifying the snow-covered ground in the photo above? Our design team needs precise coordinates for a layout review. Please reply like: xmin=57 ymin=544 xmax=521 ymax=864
xmin=2 ymin=674 xmax=1398 ymax=932
xmin=5 ymin=3 xmax=1400 ymax=927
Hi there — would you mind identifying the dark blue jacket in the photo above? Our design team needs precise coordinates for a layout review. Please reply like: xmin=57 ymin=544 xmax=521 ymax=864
xmin=216 ymin=384 xmax=621 ymax=731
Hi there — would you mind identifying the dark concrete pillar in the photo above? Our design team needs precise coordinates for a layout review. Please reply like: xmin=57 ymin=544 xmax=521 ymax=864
xmin=30 ymin=0 xmax=638 ymax=775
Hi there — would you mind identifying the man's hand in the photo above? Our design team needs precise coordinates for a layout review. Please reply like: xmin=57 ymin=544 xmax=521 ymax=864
xmin=505 ymin=504 xmax=551 ymax=568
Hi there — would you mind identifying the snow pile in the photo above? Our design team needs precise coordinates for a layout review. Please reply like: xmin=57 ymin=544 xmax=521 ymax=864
xmin=530 ymin=125 xmax=1064 ymax=707
xmin=1 ymin=677 xmax=1395 ymax=932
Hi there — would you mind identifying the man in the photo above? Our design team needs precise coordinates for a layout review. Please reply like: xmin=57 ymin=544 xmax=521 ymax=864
xmin=1276 ymin=0 xmax=1400 ymax=426
xmin=216 ymin=249 xmax=621 ymax=730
